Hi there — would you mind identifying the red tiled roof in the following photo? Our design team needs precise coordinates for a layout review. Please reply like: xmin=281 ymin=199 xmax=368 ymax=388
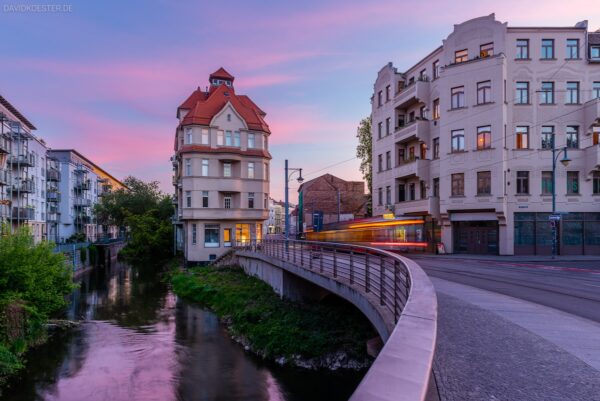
xmin=179 ymin=144 xmax=272 ymax=159
xmin=177 ymin=75 xmax=270 ymax=134
xmin=210 ymin=67 xmax=234 ymax=81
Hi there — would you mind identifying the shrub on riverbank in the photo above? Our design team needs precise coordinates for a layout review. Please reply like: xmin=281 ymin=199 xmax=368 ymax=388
xmin=171 ymin=266 xmax=376 ymax=367
xmin=0 ymin=227 xmax=75 ymax=387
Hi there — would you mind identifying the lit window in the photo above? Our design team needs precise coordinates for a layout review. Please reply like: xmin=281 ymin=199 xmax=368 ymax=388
xmin=451 ymin=129 xmax=465 ymax=152
xmin=204 ymin=224 xmax=220 ymax=248
xmin=516 ymin=126 xmax=529 ymax=149
xmin=480 ymin=43 xmax=493 ymax=58
xmin=477 ymin=126 xmax=491 ymax=150
xmin=455 ymin=49 xmax=468 ymax=63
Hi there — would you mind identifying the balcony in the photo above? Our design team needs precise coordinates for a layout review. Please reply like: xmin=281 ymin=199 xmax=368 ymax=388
xmin=47 ymin=190 xmax=61 ymax=203
xmin=394 ymin=78 xmax=430 ymax=110
xmin=10 ymin=179 xmax=35 ymax=193
xmin=393 ymin=158 xmax=430 ymax=181
xmin=74 ymin=164 xmax=87 ymax=173
xmin=584 ymin=144 xmax=600 ymax=177
xmin=172 ymin=195 xmax=178 ymax=205
xmin=12 ymin=207 xmax=35 ymax=220
xmin=0 ymin=169 xmax=8 ymax=186
xmin=395 ymin=196 xmax=440 ymax=216
xmin=0 ymin=204 xmax=9 ymax=219
xmin=47 ymin=169 xmax=61 ymax=182
xmin=7 ymin=152 xmax=35 ymax=167
xmin=0 ymin=135 xmax=9 ymax=154
xmin=75 ymin=213 xmax=92 ymax=224
xmin=172 ymin=175 xmax=180 ymax=186
xmin=47 ymin=213 xmax=59 ymax=222
xmin=74 ymin=197 xmax=92 ymax=207
xmin=584 ymin=98 xmax=600 ymax=129
xmin=394 ymin=119 xmax=430 ymax=144
xmin=74 ymin=179 xmax=91 ymax=191
xmin=48 ymin=204 xmax=60 ymax=214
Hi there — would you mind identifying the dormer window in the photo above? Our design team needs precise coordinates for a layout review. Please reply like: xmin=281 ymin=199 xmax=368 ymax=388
xmin=227 ymin=114 xmax=231 ymax=121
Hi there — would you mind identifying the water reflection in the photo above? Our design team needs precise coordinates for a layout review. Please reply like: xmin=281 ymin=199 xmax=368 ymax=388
xmin=2 ymin=263 xmax=363 ymax=401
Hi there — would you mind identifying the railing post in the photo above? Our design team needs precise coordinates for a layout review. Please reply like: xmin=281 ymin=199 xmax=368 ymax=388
xmin=300 ymin=242 xmax=304 ymax=266
xmin=309 ymin=245 xmax=313 ymax=270
xmin=320 ymin=245 xmax=324 ymax=273
xmin=394 ymin=261 xmax=400 ymax=322
xmin=293 ymin=242 xmax=296 ymax=264
xmin=365 ymin=252 xmax=370 ymax=293
xmin=349 ymin=250 xmax=354 ymax=285
xmin=333 ymin=248 xmax=337 ymax=278
xmin=380 ymin=256 xmax=385 ymax=306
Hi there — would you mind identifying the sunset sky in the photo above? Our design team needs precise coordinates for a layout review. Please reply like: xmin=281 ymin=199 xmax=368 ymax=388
xmin=1 ymin=0 xmax=599 ymax=201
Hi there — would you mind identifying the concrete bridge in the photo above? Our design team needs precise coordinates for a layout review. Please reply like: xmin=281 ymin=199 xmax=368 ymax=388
xmin=230 ymin=239 xmax=438 ymax=401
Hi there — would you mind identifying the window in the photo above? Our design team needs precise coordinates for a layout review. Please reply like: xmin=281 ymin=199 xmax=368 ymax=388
xmin=566 ymin=126 xmax=579 ymax=149
xmin=419 ymin=106 xmax=426 ymax=119
xmin=594 ymin=126 xmax=600 ymax=146
xmin=566 ymin=82 xmax=580 ymax=104
xmin=477 ymin=171 xmax=491 ymax=195
xmin=217 ymin=130 xmax=224 ymax=145
xmin=477 ymin=81 xmax=492 ymax=104
xmin=378 ymin=91 xmax=382 ymax=107
xmin=433 ymin=178 xmax=439 ymax=197
xmin=516 ymin=39 xmax=529 ymax=59
xmin=419 ymin=69 xmax=427 ymax=81
xmin=567 ymin=171 xmax=579 ymax=194
xmin=515 ymin=126 xmax=529 ymax=149
xmin=201 ymin=159 xmax=209 ymax=176
xmin=541 ymin=171 xmax=553 ymax=195
xmin=263 ymin=163 xmax=269 ymax=180
xmin=185 ymin=127 xmax=193 ymax=144
xmin=378 ymin=154 xmax=383 ymax=172
xmin=477 ymin=126 xmax=491 ymax=150
xmin=192 ymin=224 xmax=197 ymax=245
xmin=234 ymin=131 xmax=240 ymax=147
xmin=433 ymin=60 xmax=440 ymax=79
xmin=248 ymin=133 xmax=255 ymax=148
xmin=202 ymin=191 xmax=209 ymax=207
xmin=592 ymin=46 xmax=600 ymax=60
xmin=433 ymin=137 xmax=440 ymax=159
xmin=451 ymin=86 xmax=465 ymax=109
xmin=516 ymin=171 xmax=529 ymax=194
xmin=451 ymin=173 xmax=464 ymax=196
xmin=397 ymin=184 xmax=405 ymax=202
xmin=224 ymin=194 xmax=232 ymax=209
xmin=420 ymin=180 xmax=426 ymax=199
xmin=408 ymin=146 xmax=415 ymax=161
xmin=408 ymin=183 xmax=415 ymax=201
xmin=248 ymin=192 xmax=255 ymax=209
xmin=385 ymin=151 xmax=391 ymax=170
xmin=204 ymin=224 xmax=220 ymax=248
xmin=385 ymin=186 xmax=391 ymax=205
xmin=385 ymin=85 xmax=390 ymax=101
xmin=455 ymin=49 xmax=468 ymax=63
xmin=541 ymin=39 xmax=554 ymax=59
xmin=516 ymin=82 xmax=529 ymax=104
xmin=223 ymin=228 xmax=232 ymax=247
xmin=185 ymin=191 xmax=192 ymax=208
xmin=247 ymin=162 xmax=255 ymax=179
xmin=432 ymin=98 xmax=440 ymax=119
xmin=236 ymin=223 xmax=250 ymax=244
xmin=566 ymin=39 xmax=579 ymax=59
xmin=593 ymin=171 xmax=600 ymax=194
xmin=378 ymin=122 xmax=383 ymax=139
xmin=540 ymin=82 xmax=554 ymax=104
xmin=386 ymin=118 xmax=390 ymax=135
xmin=223 ymin=162 xmax=232 ymax=177
xmin=480 ymin=42 xmax=493 ymax=58
xmin=541 ymin=126 xmax=555 ymax=150
xmin=451 ymin=129 xmax=465 ymax=152
xmin=225 ymin=130 xmax=232 ymax=146
xmin=594 ymin=82 xmax=600 ymax=99
xmin=227 ymin=113 xmax=231 ymax=122
xmin=264 ymin=194 xmax=268 ymax=209
xmin=185 ymin=159 xmax=192 ymax=176
xmin=378 ymin=187 xmax=383 ymax=206
xmin=201 ymin=128 xmax=209 ymax=145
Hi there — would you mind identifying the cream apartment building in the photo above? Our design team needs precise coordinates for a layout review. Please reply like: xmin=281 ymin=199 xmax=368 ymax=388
xmin=372 ymin=14 xmax=600 ymax=255
xmin=173 ymin=68 xmax=270 ymax=263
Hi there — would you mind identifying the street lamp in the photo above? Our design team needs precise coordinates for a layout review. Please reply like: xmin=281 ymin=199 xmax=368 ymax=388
xmin=284 ymin=159 xmax=303 ymax=241
xmin=551 ymin=141 xmax=571 ymax=259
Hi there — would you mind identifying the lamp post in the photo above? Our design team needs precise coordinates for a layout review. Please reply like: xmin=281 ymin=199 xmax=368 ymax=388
xmin=551 ymin=141 xmax=571 ymax=259
xmin=284 ymin=159 xmax=304 ymax=241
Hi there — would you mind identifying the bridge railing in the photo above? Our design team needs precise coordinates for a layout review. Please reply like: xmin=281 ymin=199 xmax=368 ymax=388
xmin=237 ymin=239 xmax=410 ymax=324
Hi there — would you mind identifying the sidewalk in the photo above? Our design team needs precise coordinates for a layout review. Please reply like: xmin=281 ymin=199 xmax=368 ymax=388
xmin=409 ymin=253 xmax=600 ymax=263
xmin=431 ymin=278 xmax=600 ymax=401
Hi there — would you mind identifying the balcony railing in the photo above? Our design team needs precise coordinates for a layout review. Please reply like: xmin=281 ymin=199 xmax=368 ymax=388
xmin=0 ymin=135 xmax=9 ymax=154
xmin=0 ymin=169 xmax=8 ymax=186
xmin=10 ymin=179 xmax=35 ymax=193
xmin=74 ymin=197 xmax=92 ymax=207
xmin=47 ymin=212 xmax=59 ymax=222
xmin=12 ymin=207 xmax=35 ymax=220
xmin=75 ymin=214 xmax=92 ymax=224
xmin=47 ymin=169 xmax=61 ymax=182
xmin=74 ymin=179 xmax=91 ymax=191
xmin=394 ymin=77 xmax=430 ymax=110
xmin=7 ymin=152 xmax=35 ymax=167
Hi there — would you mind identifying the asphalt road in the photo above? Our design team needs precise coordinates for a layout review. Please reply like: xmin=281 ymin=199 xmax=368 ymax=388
xmin=409 ymin=256 xmax=600 ymax=323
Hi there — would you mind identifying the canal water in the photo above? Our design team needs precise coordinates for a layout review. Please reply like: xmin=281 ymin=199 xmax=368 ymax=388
xmin=2 ymin=262 xmax=364 ymax=401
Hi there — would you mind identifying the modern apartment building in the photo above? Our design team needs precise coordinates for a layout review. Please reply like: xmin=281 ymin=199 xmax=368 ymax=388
xmin=372 ymin=14 xmax=600 ymax=255
xmin=172 ymin=68 xmax=271 ymax=263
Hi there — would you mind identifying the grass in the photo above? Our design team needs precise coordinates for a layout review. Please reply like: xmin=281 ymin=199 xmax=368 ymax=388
xmin=171 ymin=266 xmax=377 ymax=361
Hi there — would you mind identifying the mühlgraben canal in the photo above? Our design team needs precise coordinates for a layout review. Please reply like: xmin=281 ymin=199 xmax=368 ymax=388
xmin=2 ymin=263 xmax=363 ymax=401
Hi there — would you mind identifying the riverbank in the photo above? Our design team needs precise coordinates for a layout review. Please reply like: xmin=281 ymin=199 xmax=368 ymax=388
xmin=171 ymin=265 xmax=376 ymax=370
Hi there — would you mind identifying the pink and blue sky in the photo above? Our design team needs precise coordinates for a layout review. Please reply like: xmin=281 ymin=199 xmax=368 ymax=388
xmin=1 ymin=0 xmax=598 ymax=201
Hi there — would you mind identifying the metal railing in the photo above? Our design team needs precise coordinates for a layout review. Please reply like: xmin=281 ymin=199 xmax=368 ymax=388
xmin=237 ymin=239 xmax=410 ymax=323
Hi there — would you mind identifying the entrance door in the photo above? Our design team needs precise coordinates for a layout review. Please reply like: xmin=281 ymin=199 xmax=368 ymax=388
xmin=454 ymin=221 xmax=499 ymax=254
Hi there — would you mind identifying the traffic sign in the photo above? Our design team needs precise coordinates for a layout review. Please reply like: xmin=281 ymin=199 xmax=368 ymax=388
xmin=549 ymin=214 xmax=561 ymax=221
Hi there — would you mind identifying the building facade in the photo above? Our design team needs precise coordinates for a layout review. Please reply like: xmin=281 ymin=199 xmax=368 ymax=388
xmin=173 ymin=68 xmax=271 ymax=263
xmin=265 ymin=198 xmax=285 ymax=235
xmin=297 ymin=174 xmax=367 ymax=232
xmin=372 ymin=14 xmax=600 ymax=255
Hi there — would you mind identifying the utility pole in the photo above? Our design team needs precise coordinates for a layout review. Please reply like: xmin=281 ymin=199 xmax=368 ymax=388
xmin=551 ymin=140 xmax=571 ymax=259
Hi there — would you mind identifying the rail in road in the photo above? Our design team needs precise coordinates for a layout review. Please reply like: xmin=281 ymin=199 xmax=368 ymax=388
xmin=235 ymin=239 xmax=438 ymax=401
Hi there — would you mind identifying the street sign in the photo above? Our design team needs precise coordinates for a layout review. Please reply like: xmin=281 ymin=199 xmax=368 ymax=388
xmin=549 ymin=214 xmax=561 ymax=221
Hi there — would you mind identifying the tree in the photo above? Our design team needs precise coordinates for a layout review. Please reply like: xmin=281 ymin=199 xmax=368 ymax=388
xmin=356 ymin=116 xmax=372 ymax=216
